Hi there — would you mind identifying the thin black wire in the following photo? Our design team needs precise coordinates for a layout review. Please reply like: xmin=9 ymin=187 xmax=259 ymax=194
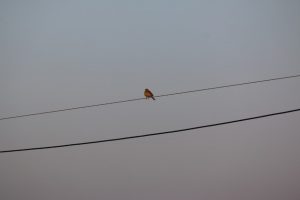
xmin=1 ymin=107 xmax=299 ymax=153
xmin=157 ymin=74 xmax=300 ymax=98
xmin=1 ymin=74 xmax=300 ymax=121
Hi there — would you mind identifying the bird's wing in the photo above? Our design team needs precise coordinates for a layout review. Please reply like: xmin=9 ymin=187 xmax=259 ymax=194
xmin=149 ymin=91 xmax=154 ymax=96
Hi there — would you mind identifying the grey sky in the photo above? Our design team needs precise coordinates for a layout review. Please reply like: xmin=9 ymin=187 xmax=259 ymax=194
xmin=0 ymin=0 xmax=300 ymax=199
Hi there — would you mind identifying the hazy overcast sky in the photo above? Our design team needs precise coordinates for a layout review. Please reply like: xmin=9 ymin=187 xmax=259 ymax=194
xmin=1 ymin=0 xmax=300 ymax=199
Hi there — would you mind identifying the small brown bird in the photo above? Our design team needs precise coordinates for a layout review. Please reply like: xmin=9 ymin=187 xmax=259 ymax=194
xmin=144 ymin=88 xmax=155 ymax=100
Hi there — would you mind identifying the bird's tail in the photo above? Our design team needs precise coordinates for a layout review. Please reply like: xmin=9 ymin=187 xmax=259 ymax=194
xmin=151 ymin=96 xmax=155 ymax=100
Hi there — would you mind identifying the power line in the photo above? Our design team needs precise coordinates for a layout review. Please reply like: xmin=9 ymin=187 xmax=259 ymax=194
xmin=1 ymin=74 xmax=300 ymax=121
xmin=158 ymin=74 xmax=300 ymax=98
xmin=1 ymin=107 xmax=299 ymax=153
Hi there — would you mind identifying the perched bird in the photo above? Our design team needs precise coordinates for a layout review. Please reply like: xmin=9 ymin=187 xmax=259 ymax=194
xmin=144 ymin=88 xmax=155 ymax=100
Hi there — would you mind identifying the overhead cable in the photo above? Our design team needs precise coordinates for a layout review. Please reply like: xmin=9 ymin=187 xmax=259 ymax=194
xmin=1 ymin=74 xmax=299 ymax=121
xmin=1 ymin=107 xmax=299 ymax=153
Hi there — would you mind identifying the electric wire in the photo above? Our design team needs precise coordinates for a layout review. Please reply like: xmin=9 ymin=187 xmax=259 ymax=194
xmin=0 ymin=74 xmax=299 ymax=121
xmin=1 ymin=107 xmax=299 ymax=153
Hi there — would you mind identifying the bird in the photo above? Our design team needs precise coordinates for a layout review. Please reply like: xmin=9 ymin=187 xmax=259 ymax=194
xmin=144 ymin=88 xmax=155 ymax=100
